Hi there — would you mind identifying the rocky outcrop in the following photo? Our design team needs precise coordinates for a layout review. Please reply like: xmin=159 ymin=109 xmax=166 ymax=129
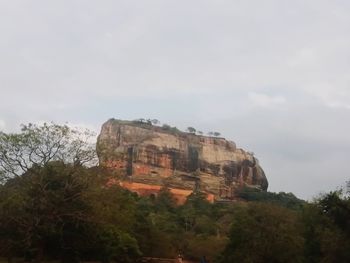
xmin=97 ymin=119 xmax=268 ymax=203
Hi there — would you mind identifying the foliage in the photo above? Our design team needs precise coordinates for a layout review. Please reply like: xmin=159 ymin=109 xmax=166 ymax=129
xmin=1 ymin=165 xmax=349 ymax=262
xmin=1 ymin=123 xmax=350 ymax=262
xmin=161 ymin=124 xmax=181 ymax=134
xmin=0 ymin=163 xmax=141 ymax=262
xmin=0 ymin=123 xmax=97 ymax=182
xmin=184 ymin=234 xmax=227 ymax=261
xmin=207 ymin=131 xmax=221 ymax=137
xmin=219 ymin=203 xmax=305 ymax=263
xmin=186 ymin=127 xmax=196 ymax=134
xmin=237 ymin=186 xmax=305 ymax=210
xmin=302 ymin=191 xmax=350 ymax=263
xmin=316 ymin=190 xmax=350 ymax=232
xmin=133 ymin=118 xmax=160 ymax=126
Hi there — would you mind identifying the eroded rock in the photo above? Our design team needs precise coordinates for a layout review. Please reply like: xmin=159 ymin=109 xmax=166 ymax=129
xmin=97 ymin=119 xmax=268 ymax=203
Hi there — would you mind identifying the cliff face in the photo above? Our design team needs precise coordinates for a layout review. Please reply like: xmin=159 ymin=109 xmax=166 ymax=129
xmin=97 ymin=119 xmax=268 ymax=203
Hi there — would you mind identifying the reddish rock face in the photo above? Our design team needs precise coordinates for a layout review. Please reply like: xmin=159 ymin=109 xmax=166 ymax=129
xmin=97 ymin=119 xmax=268 ymax=202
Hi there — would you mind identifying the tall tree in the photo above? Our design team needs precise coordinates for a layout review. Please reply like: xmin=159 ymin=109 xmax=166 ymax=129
xmin=302 ymin=191 xmax=350 ymax=262
xmin=219 ymin=203 xmax=304 ymax=263
xmin=0 ymin=123 xmax=97 ymax=182
xmin=0 ymin=163 xmax=141 ymax=262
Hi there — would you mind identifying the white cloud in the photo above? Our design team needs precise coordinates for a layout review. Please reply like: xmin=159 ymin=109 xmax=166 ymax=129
xmin=248 ymin=92 xmax=286 ymax=108
xmin=326 ymin=101 xmax=350 ymax=110
xmin=0 ymin=120 xmax=5 ymax=130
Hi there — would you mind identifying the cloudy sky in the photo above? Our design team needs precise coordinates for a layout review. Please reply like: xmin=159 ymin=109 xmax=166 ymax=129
xmin=1 ymin=0 xmax=350 ymax=199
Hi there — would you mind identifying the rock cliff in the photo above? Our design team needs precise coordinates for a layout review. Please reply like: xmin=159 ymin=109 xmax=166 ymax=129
xmin=97 ymin=119 xmax=268 ymax=203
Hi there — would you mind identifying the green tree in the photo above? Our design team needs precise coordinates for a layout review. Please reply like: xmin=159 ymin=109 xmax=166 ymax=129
xmin=237 ymin=187 xmax=305 ymax=210
xmin=0 ymin=163 xmax=91 ymax=261
xmin=0 ymin=123 xmax=141 ymax=262
xmin=133 ymin=190 xmax=183 ymax=258
xmin=302 ymin=191 xmax=350 ymax=262
xmin=178 ymin=193 xmax=214 ymax=234
xmin=0 ymin=123 xmax=96 ymax=182
xmin=153 ymin=188 xmax=177 ymax=213
xmin=184 ymin=234 xmax=227 ymax=262
xmin=187 ymin=127 xmax=196 ymax=134
xmin=162 ymin=124 xmax=171 ymax=130
xmin=219 ymin=203 xmax=304 ymax=263
xmin=317 ymin=191 xmax=350 ymax=232
xmin=0 ymin=163 xmax=141 ymax=262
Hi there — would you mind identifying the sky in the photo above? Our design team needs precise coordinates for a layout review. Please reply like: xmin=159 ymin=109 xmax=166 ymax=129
xmin=1 ymin=0 xmax=350 ymax=199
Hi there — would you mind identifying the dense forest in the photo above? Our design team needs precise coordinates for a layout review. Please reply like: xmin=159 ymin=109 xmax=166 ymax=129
xmin=0 ymin=124 xmax=349 ymax=263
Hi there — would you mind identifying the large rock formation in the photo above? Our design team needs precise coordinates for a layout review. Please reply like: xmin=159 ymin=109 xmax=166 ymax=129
xmin=97 ymin=119 xmax=268 ymax=203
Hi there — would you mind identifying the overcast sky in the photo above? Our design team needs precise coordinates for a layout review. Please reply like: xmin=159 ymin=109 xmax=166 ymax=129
xmin=1 ymin=0 xmax=350 ymax=199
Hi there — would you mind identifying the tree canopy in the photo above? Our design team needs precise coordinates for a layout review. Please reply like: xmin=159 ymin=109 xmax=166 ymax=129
xmin=186 ymin=127 xmax=196 ymax=134
xmin=0 ymin=123 xmax=97 ymax=182
xmin=0 ymin=122 xmax=349 ymax=263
